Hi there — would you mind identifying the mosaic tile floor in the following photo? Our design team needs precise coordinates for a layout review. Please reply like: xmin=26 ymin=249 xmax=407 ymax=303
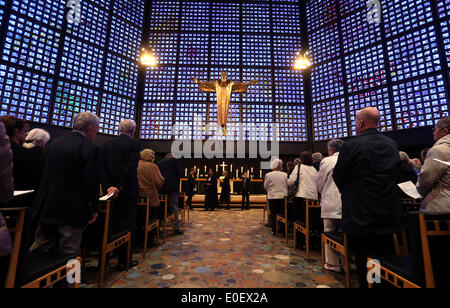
xmin=83 ymin=209 xmax=350 ymax=288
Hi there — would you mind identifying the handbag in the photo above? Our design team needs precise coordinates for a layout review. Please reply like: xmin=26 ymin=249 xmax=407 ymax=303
xmin=288 ymin=166 xmax=301 ymax=200
xmin=0 ymin=211 xmax=12 ymax=257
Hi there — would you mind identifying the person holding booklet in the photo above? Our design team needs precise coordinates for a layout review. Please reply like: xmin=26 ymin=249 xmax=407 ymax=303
xmin=30 ymin=112 xmax=101 ymax=255
xmin=417 ymin=116 xmax=450 ymax=213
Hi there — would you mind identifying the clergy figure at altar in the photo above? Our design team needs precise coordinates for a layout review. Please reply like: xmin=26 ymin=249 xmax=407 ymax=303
xmin=192 ymin=71 xmax=258 ymax=135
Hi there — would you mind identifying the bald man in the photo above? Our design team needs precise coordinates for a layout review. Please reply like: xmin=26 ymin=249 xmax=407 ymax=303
xmin=333 ymin=107 xmax=403 ymax=288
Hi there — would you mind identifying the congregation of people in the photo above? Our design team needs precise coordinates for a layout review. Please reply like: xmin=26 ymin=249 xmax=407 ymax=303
xmin=264 ymin=107 xmax=450 ymax=287
xmin=0 ymin=113 xmax=186 ymax=279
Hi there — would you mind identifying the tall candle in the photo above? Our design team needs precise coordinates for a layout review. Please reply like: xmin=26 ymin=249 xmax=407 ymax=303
xmin=197 ymin=169 xmax=200 ymax=178
xmin=185 ymin=168 xmax=187 ymax=177
xmin=230 ymin=164 xmax=233 ymax=173
xmin=236 ymin=169 xmax=239 ymax=178
xmin=216 ymin=164 xmax=218 ymax=172
xmin=205 ymin=165 xmax=207 ymax=173
xmin=241 ymin=166 xmax=244 ymax=173
xmin=260 ymin=170 xmax=263 ymax=178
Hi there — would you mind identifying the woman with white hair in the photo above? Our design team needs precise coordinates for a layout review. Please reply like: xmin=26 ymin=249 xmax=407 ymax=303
xmin=264 ymin=157 xmax=288 ymax=235
xmin=23 ymin=128 xmax=50 ymax=149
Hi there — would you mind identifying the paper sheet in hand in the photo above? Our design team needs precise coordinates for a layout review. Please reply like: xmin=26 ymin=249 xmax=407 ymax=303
xmin=99 ymin=193 xmax=114 ymax=201
xmin=14 ymin=190 xmax=34 ymax=197
xmin=398 ymin=181 xmax=423 ymax=200
xmin=433 ymin=159 xmax=450 ymax=167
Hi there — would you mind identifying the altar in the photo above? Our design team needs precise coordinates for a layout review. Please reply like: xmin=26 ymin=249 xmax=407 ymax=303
xmin=180 ymin=178 xmax=265 ymax=195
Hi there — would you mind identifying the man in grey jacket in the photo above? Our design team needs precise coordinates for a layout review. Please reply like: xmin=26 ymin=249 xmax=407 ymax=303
xmin=0 ymin=121 xmax=13 ymax=205
xmin=417 ymin=117 xmax=450 ymax=213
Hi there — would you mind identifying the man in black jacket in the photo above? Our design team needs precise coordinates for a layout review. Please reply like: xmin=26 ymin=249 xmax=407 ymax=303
xmin=101 ymin=119 xmax=141 ymax=270
xmin=205 ymin=169 xmax=218 ymax=211
xmin=30 ymin=112 xmax=101 ymax=255
xmin=333 ymin=107 xmax=402 ymax=288
xmin=186 ymin=168 xmax=197 ymax=210
xmin=158 ymin=153 xmax=183 ymax=234
xmin=242 ymin=172 xmax=251 ymax=210
xmin=220 ymin=171 xmax=231 ymax=210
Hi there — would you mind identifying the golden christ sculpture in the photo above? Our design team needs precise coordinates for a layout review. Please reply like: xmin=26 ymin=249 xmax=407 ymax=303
xmin=192 ymin=71 xmax=258 ymax=135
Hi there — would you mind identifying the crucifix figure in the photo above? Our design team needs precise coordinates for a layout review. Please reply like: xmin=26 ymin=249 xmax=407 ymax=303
xmin=192 ymin=71 xmax=258 ymax=135
xmin=220 ymin=161 xmax=228 ymax=172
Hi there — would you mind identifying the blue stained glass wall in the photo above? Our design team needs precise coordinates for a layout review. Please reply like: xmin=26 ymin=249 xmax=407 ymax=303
xmin=308 ymin=0 xmax=450 ymax=141
xmin=0 ymin=0 xmax=145 ymax=136
xmin=2 ymin=0 xmax=448 ymax=144
xmin=143 ymin=0 xmax=307 ymax=142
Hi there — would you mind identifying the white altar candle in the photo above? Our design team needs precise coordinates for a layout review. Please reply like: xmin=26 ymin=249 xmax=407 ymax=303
xmin=185 ymin=168 xmax=187 ymax=177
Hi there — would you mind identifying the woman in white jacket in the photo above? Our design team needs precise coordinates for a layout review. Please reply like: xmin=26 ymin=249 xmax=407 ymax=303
xmin=288 ymin=151 xmax=318 ymax=224
xmin=264 ymin=158 xmax=288 ymax=235
xmin=316 ymin=139 xmax=345 ymax=272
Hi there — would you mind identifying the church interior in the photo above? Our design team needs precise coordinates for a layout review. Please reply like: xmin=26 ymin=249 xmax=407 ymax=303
xmin=0 ymin=0 xmax=450 ymax=292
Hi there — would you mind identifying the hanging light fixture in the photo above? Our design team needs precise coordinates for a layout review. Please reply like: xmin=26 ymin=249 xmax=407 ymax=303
xmin=294 ymin=51 xmax=312 ymax=71
xmin=140 ymin=48 xmax=157 ymax=67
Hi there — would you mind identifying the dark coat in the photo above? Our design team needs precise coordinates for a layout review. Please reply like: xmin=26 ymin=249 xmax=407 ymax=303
xmin=32 ymin=132 xmax=101 ymax=227
xmin=242 ymin=177 xmax=251 ymax=194
xmin=220 ymin=176 xmax=231 ymax=202
xmin=101 ymin=135 xmax=140 ymax=199
xmin=101 ymin=134 xmax=140 ymax=235
xmin=205 ymin=175 xmax=218 ymax=209
xmin=187 ymin=174 xmax=196 ymax=196
xmin=158 ymin=158 xmax=181 ymax=194
xmin=398 ymin=161 xmax=418 ymax=184
xmin=0 ymin=122 xmax=13 ymax=205
xmin=10 ymin=141 xmax=42 ymax=191
xmin=333 ymin=129 xmax=403 ymax=235
xmin=397 ymin=161 xmax=419 ymax=199
xmin=313 ymin=162 xmax=321 ymax=172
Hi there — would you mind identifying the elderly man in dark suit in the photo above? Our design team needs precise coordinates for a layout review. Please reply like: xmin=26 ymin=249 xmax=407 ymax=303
xmin=101 ymin=119 xmax=141 ymax=270
xmin=30 ymin=112 xmax=101 ymax=255
xmin=333 ymin=107 xmax=403 ymax=288
xmin=158 ymin=153 xmax=183 ymax=235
